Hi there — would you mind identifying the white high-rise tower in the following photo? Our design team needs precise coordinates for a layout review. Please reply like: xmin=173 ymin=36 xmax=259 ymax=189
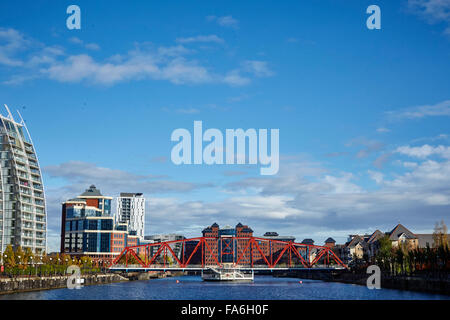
xmin=115 ymin=193 xmax=145 ymax=238
xmin=0 ymin=105 xmax=47 ymax=254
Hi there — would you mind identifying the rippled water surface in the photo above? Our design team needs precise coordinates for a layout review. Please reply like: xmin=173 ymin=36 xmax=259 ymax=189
xmin=1 ymin=276 xmax=449 ymax=300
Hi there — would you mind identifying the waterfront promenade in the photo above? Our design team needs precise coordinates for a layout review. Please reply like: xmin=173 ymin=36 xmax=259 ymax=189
xmin=0 ymin=274 xmax=128 ymax=295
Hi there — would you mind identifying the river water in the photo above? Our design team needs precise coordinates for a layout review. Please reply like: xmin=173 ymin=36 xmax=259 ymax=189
xmin=0 ymin=276 xmax=448 ymax=300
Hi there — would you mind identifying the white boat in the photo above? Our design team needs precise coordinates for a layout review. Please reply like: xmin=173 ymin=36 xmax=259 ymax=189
xmin=201 ymin=267 xmax=254 ymax=282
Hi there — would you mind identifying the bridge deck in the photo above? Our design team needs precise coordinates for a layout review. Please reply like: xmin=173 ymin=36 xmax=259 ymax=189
xmin=108 ymin=265 xmax=346 ymax=272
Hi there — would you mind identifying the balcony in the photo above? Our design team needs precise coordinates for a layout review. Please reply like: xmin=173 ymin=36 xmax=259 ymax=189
xmin=33 ymin=191 xmax=43 ymax=198
xmin=35 ymin=207 xmax=45 ymax=214
xmin=28 ymin=161 xmax=39 ymax=168
xmin=24 ymin=145 xmax=34 ymax=153
xmin=19 ymin=178 xmax=30 ymax=185
xmin=30 ymin=168 xmax=40 ymax=174
xmin=20 ymin=188 xmax=32 ymax=195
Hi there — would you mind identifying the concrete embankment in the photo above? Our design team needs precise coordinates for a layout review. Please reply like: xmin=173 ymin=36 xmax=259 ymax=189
xmin=0 ymin=273 xmax=128 ymax=295
xmin=123 ymin=271 xmax=187 ymax=281
xmin=274 ymin=270 xmax=450 ymax=295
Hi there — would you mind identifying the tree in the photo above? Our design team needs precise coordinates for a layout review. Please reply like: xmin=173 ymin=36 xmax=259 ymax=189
xmin=61 ymin=254 xmax=72 ymax=266
xmin=375 ymin=235 xmax=392 ymax=272
xmin=3 ymin=245 xmax=15 ymax=267
xmin=433 ymin=220 xmax=448 ymax=248
xmin=14 ymin=246 xmax=25 ymax=267
xmin=24 ymin=248 xmax=34 ymax=265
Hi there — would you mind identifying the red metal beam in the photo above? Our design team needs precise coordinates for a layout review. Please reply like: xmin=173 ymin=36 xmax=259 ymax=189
xmin=290 ymin=243 xmax=309 ymax=268
xmin=108 ymin=236 xmax=349 ymax=270
xmin=234 ymin=238 xmax=252 ymax=266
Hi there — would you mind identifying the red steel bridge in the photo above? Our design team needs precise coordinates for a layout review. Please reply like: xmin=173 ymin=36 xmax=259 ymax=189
xmin=108 ymin=236 xmax=348 ymax=271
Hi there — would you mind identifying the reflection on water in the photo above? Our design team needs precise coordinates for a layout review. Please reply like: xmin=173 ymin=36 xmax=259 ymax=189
xmin=0 ymin=276 xmax=448 ymax=300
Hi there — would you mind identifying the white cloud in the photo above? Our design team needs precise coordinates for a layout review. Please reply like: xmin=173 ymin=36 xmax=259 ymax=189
xmin=368 ymin=170 xmax=384 ymax=184
xmin=44 ymin=161 xmax=211 ymax=194
xmin=376 ymin=127 xmax=390 ymax=133
xmin=242 ymin=60 xmax=274 ymax=77
xmin=0 ymin=28 xmax=31 ymax=66
xmin=223 ymin=70 xmax=251 ymax=86
xmin=408 ymin=0 xmax=450 ymax=35
xmin=373 ymin=153 xmax=391 ymax=169
xmin=175 ymin=108 xmax=200 ymax=114
xmin=1 ymin=28 xmax=268 ymax=87
xmin=346 ymin=137 xmax=384 ymax=159
xmin=207 ymin=15 xmax=239 ymax=29
xmin=69 ymin=36 xmax=101 ymax=51
xmin=387 ymin=99 xmax=450 ymax=120
xmin=176 ymin=35 xmax=224 ymax=44
xmin=396 ymin=144 xmax=450 ymax=159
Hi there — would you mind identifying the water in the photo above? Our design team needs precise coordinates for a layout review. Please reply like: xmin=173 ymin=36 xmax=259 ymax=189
xmin=0 ymin=276 xmax=448 ymax=300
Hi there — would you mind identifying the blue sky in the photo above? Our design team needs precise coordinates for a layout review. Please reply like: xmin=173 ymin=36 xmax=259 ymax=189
xmin=0 ymin=0 xmax=449 ymax=252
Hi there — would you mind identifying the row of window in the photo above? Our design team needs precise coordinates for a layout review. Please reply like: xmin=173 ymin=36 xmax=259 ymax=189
xmin=65 ymin=219 xmax=113 ymax=231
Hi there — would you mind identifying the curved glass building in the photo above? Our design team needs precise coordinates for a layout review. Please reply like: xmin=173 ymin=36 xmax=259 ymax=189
xmin=0 ymin=105 xmax=46 ymax=254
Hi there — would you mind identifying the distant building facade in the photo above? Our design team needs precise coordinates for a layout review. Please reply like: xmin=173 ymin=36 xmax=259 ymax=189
xmin=144 ymin=233 xmax=185 ymax=260
xmin=196 ymin=223 xmax=297 ymax=265
xmin=337 ymin=223 xmax=441 ymax=264
xmin=115 ymin=193 xmax=145 ymax=239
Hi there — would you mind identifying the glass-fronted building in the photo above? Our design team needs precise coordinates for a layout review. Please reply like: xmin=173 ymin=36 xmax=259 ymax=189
xmin=0 ymin=105 xmax=46 ymax=254
xmin=61 ymin=185 xmax=143 ymax=262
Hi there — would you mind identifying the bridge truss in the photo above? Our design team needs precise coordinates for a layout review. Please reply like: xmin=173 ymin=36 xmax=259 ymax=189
xmin=108 ymin=236 xmax=348 ymax=270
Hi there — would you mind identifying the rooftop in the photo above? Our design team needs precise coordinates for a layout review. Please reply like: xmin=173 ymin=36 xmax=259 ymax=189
xmin=79 ymin=185 xmax=103 ymax=197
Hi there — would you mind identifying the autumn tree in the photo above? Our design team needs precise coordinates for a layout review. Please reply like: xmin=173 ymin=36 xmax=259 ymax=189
xmin=433 ymin=220 xmax=448 ymax=248
xmin=24 ymin=247 xmax=34 ymax=264
xmin=14 ymin=246 xmax=25 ymax=267
xmin=3 ymin=245 xmax=15 ymax=267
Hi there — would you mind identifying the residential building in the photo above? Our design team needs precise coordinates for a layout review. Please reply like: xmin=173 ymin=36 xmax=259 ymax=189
xmin=324 ymin=237 xmax=336 ymax=248
xmin=0 ymin=105 xmax=46 ymax=254
xmin=144 ymin=233 xmax=185 ymax=260
xmin=115 ymin=193 xmax=145 ymax=239
xmin=258 ymin=232 xmax=296 ymax=265
xmin=386 ymin=224 xmax=419 ymax=249
xmin=201 ymin=222 xmax=255 ymax=265
xmin=414 ymin=234 xmax=450 ymax=248
xmin=197 ymin=223 xmax=298 ymax=265
xmin=339 ymin=224 xmax=422 ymax=263
xmin=61 ymin=185 xmax=144 ymax=262
xmin=301 ymin=238 xmax=315 ymax=245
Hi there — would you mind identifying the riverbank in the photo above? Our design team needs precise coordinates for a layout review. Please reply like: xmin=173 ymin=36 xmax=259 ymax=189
xmin=0 ymin=271 xmax=188 ymax=295
xmin=274 ymin=270 xmax=450 ymax=296
xmin=0 ymin=273 xmax=128 ymax=295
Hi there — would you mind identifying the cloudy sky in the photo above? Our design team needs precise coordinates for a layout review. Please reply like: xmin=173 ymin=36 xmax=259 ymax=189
xmin=0 ymin=0 xmax=449 ymax=252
